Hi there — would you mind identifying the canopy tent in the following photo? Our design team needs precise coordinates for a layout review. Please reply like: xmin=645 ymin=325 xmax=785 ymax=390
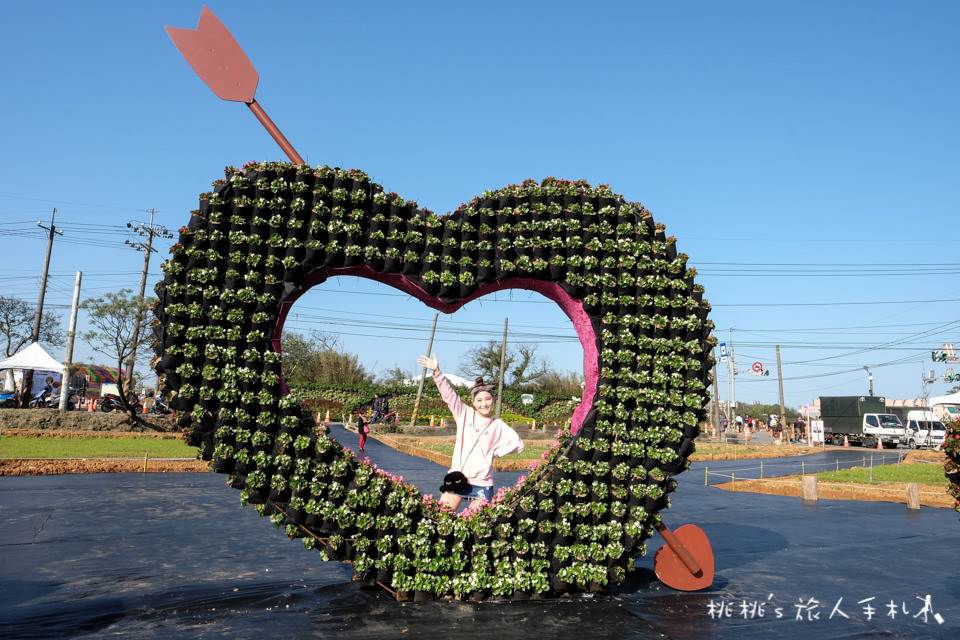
xmin=928 ymin=392 xmax=960 ymax=406
xmin=0 ymin=342 xmax=66 ymax=373
xmin=0 ymin=342 xmax=67 ymax=393
xmin=70 ymin=363 xmax=124 ymax=398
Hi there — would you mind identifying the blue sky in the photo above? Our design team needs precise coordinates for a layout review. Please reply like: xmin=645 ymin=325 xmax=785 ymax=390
xmin=1 ymin=1 xmax=958 ymax=409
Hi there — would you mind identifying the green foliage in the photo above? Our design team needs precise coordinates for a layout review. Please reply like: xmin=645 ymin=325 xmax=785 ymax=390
xmin=531 ymin=370 xmax=585 ymax=396
xmin=80 ymin=289 xmax=156 ymax=385
xmin=281 ymin=330 xmax=373 ymax=385
xmin=460 ymin=341 xmax=548 ymax=388
xmin=736 ymin=402 xmax=798 ymax=422
xmin=942 ymin=421 xmax=960 ymax=512
xmin=816 ymin=463 xmax=950 ymax=486
xmin=0 ymin=295 xmax=64 ymax=357
xmin=290 ymin=381 xmax=577 ymax=423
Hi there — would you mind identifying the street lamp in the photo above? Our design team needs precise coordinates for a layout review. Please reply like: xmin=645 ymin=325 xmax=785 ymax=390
xmin=863 ymin=366 xmax=874 ymax=396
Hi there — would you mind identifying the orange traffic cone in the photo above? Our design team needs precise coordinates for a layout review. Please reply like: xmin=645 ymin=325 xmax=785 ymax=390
xmin=316 ymin=411 xmax=322 ymax=424
xmin=876 ymin=436 xmax=883 ymax=450
xmin=88 ymin=398 xmax=95 ymax=412
xmin=430 ymin=415 xmax=435 ymax=427
xmin=744 ymin=429 xmax=751 ymax=441
xmin=843 ymin=435 xmax=850 ymax=448
xmin=324 ymin=409 xmax=331 ymax=422
xmin=394 ymin=413 xmax=400 ymax=426
xmin=531 ymin=419 xmax=537 ymax=431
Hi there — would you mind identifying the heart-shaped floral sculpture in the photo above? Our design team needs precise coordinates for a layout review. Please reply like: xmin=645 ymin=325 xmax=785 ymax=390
xmin=153 ymin=161 xmax=715 ymax=600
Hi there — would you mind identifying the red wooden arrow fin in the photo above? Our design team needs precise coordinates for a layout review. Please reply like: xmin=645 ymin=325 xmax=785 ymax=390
xmin=166 ymin=6 xmax=259 ymax=103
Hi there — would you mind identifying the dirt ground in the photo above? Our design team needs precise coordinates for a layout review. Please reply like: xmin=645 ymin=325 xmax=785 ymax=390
xmin=0 ymin=410 xmax=196 ymax=476
xmin=711 ymin=449 xmax=954 ymax=508
xmin=0 ymin=408 xmax=177 ymax=432
xmin=379 ymin=434 xmax=818 ymax=467
xmin=2 ymin=415 xmax=951 ymax=510
xmin=0 ymin=458 xmax=209 ymax=476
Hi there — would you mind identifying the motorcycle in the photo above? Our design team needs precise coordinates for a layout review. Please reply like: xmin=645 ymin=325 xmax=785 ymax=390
xmin=31 ymin=389 xmax=80 ymax=410
xmin=149 ymin=396 xmax=173 ymax=415
xmin=99 ymin=392 xmax=143 ymax=414
xmin=0 ymin=392 xmax=18 ymax=408
xmin=31 ymin=387 xmax=57 ymax=409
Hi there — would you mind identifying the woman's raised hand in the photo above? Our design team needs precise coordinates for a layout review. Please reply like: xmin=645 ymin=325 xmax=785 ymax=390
xmin=417 ymin=354 xmax=439 ymax=371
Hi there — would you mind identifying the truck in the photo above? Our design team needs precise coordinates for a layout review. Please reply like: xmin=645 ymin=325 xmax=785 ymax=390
xmin=902 ymin=410 xmax=946 ymax=449
xmin=818 ymin=396 xmax=903 ymax=448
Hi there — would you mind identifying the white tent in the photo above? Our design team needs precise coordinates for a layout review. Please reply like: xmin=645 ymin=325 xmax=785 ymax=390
xmin=0 ymin=342 xmax=66 ymax=391
xmin=928 ymin=392 xmax=960 ymax=406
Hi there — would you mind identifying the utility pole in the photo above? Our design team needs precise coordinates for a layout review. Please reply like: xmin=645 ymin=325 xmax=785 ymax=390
xmin=921 ymin=369 xmax=936 ymax=405
xmin=728 ymin=329 xmax=737 ymax=419
xmin=32 ymin=209 xmax=63 ymax=342
xmin=124 ymin=209 xmax=172 ymax=387
xmin=495 ymin=318 xmax=508 ymax=420
xmin=410 ymin=313 xmax=439 ymax=427
xmin=60 ymin=272 xmax=82 ymax=411
xmin=711 ymin=357 xmax=720 ymax=433
xmin=776 ymin=345 xmax=785 ymax=419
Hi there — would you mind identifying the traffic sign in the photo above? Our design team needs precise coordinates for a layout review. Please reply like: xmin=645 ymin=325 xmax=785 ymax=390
xmin=752 ymin=362 xmax=763 ymax=372
xmin=719 ymin=342 xmax=728 ymax=362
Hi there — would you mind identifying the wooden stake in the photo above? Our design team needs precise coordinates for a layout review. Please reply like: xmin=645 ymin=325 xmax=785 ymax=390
xmin=906 ymin=483 xmax=920 ymax=509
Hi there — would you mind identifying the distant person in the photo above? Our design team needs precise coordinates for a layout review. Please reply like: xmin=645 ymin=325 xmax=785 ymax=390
xmin=417 ymin=353 xmax=524 ymax=510
xmin=371 ymin=393 xmax=389 ymax=423
xmin=357 ymin=411 xmax=369 ymax=452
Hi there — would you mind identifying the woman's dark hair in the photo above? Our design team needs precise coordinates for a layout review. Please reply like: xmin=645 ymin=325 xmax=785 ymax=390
xmin=471 ymin=376 xmax=495 ymax=401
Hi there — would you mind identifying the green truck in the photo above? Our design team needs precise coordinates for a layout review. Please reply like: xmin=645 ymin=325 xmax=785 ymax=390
xmin=819 ymin=395 xmax=904 ymax=448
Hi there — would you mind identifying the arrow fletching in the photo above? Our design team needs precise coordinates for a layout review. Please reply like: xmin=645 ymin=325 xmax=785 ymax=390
xmin=166 ymin=6 xmax=259 ymax=103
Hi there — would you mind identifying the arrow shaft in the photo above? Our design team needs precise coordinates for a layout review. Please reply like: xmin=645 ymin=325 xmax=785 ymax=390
xmin=247 ymin=100 xmax=304 ymax=165
xmin=656 ymin=522 xmax=703 ymax=576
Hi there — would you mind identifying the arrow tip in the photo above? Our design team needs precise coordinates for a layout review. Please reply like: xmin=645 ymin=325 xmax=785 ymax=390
xmin=165 ymin=6 xmax=259 ymax=103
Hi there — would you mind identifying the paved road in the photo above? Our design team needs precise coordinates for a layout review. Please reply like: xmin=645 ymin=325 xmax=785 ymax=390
xmin=1 ymin=427 xmax=956 ymax=639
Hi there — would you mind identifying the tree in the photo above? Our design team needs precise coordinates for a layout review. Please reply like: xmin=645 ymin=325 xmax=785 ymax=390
xmin=81 ymin=289 xmax=155 ymax=415
xmin=378 ymin=365 xmax=416 ymax=386
xmin=280 ymin=330 xmax=373 ymax=384
xmin=531 ymin=370 xmax=585 ymax=395
xmin=280 ymin=330 xmax=338 ymax=383
xmin=460 ymin=341 xmax=549 ymax=389
xmin=738 ymin=401 xmax=798 ymax=423
xmin=311 ymin=350 xmax=374 ymax=385
xmin=0 ymin=295 xmax=64 ymax=357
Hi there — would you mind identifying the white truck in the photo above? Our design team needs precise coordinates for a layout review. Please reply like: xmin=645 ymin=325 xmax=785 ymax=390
xmin=902 ymin=410 xmax=946 ymax=449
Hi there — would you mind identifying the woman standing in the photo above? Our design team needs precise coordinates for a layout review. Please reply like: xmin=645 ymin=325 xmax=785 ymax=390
xmin=356 ymin=410 xmax=369 ymax=452
xmin=417 ymin=353 xmax=524 ymax=510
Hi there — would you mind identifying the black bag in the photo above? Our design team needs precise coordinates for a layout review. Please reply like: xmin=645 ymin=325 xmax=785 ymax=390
xmin=440 ymin=471 xmax=470 ymax=494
